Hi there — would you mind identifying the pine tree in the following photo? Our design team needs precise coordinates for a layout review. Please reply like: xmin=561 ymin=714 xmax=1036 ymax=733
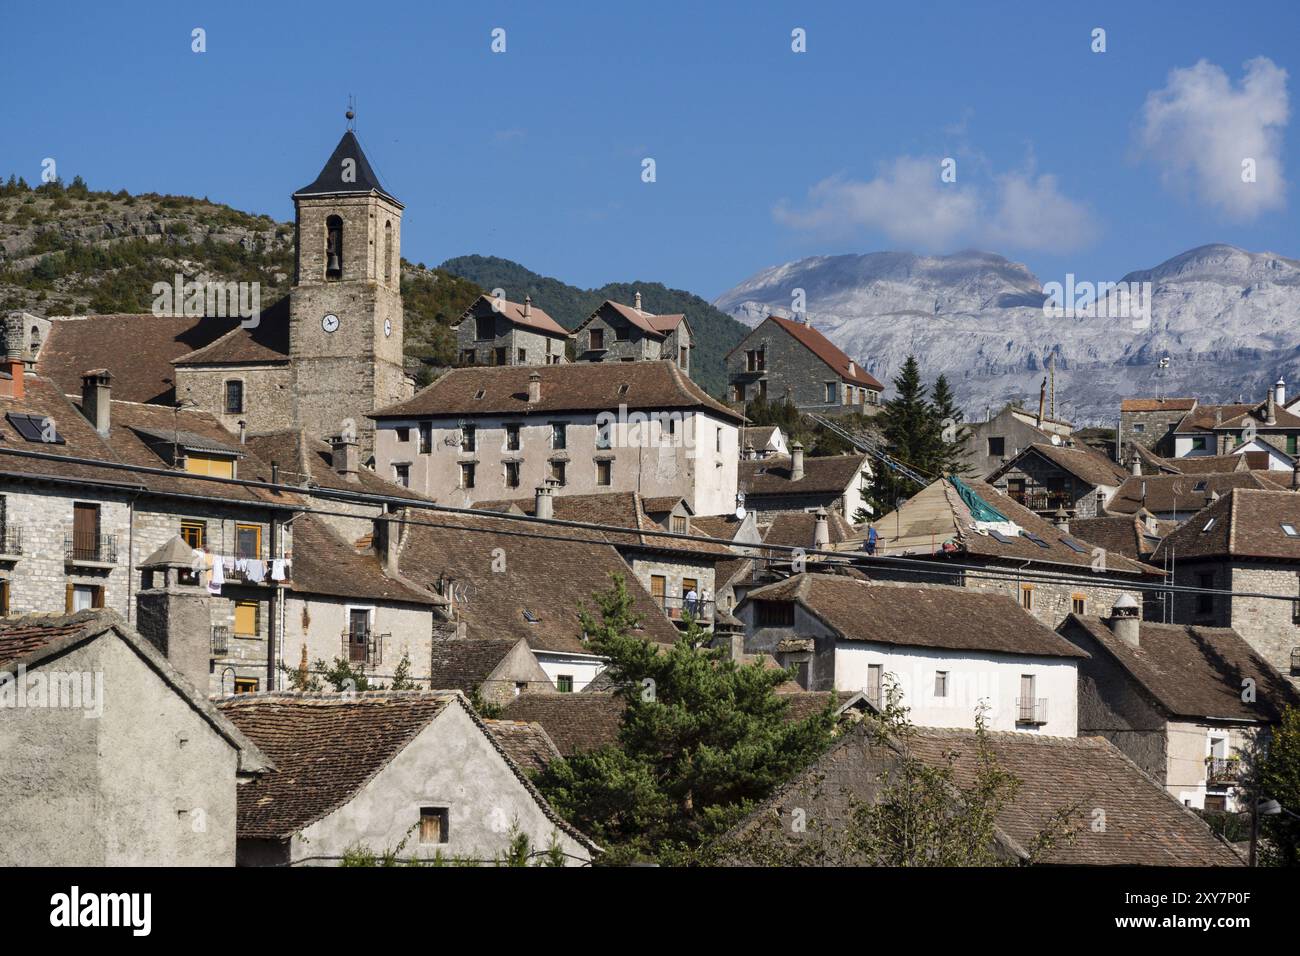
xmin=931 ymin=373 xmax=973 ymax=477
xmin=865 ymin=355 xmax=942 ymax=516
xmin=1259 ymin=705 xmax=1300 ymax=865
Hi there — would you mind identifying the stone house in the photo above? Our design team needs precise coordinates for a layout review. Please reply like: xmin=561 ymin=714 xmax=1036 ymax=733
xmin=987 ymin=441 xmax=1128 ymax=519
xmin=868 ymin=477 xmax=1159 ymax=628
xmin=1153 ymin=488 xmax=1300 ymax=683
xmin=739 ymin=424 xmax=789 ymax=459
xmin=719 ymin=718 xmax=1243 ymax=866
xmin=738 ymin=445 xmax=870 ymax=521
xmin=428 ymin=638 xmax=553 ymax=708
xmin=1105 ymin=469 xmax=1272 ymax=522
xmin=1120 ymin=397 xmax=1198 ymax=456
xmin=735 ymin=572 xmax=1085 ymax=735
xmin=218 ymin=691 xmax=596 ymax=866
xmin=960 ymin=403 xmax=1073 ymax=480
xmin=1167 ymin=383 xmax=1300 ymax=469
xmin=725 ymin=314 xmax=882 ymax=413
xmin=370 ymin=361 xmax=744 ymax=515
xmin=0 ymin=610 xmax=271 ymax=866
xmin=1058 ymin=598 xmax=1300 ymax=812
xmin=453 ymin=294 xmax=568 ymax=368
xmin=570 ymin=294 xmax=693 ymax=374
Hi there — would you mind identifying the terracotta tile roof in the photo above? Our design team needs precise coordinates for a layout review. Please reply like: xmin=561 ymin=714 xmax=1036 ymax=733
xmin=726 ymin=720 xmax=1242 ymax=866
xmin=482 ymin=719 xmax=562 ymax=775
xmin=242 ymin=429 xmax=431 ymax=502
xmin=1217 ymin=403 xmax=1300 ymax=431
xmin=775 ymin=690 xmax=863 ymax=722
xmin=731 ymin=315 xmax=883 ymax=389
xmin=1174 ymin=404 xmax=1253 ymax=434
xmin=1000 ymin=442 xmax=1128 ymax=488
xmin=597 ymin=300 xmax=683 ymax=339
xmin=395 ymin=509 xmax=682 ymax=654
xmin=640 ymin=495 xmax=685 ymax=514
xmin=456 ymin=294 xmax=568 ymax=337
xmin=287 ymin=515 xmax=436 ymax=605
xmin=740 ymin=453 xmax=868 ymax=498
xmin=1121 ymin=398 xmax=1197 ymax=412
xmin=428 ymin=640 xmax=525 ymax=695
xmin=0 ymin=611 xmax=97 ymax=669
xmin=689 ymin=515 xmax=748 ymax=541
xmin=1068 ymin=515 xmax=1169 ymax=560
xmin=1108 ymin=471 xmax=1271 ymax=516
xmin=741 ymin=425 xmax=781 ymax=450
xmin=759 ymin=510 xmax=857 ymax=549
xmin=1061 ymin=615 xmax=1300 ymax=722
xmin=371 ymin=360 xmax=744 ymax=423
xmin=171 ymin=296 xmax=291 ymax=366
xmin=501 ymin=693 xmax=626 ymax=756
xmin=743 ymin=574 xmax=1087 ymax=659
xmin=37 ymin=313 xmax=241 ymax=404
xmin=1156 ymin=454 xmax=1250 ymax=474
xmin=1154 ymin=488 xmax=1300 ymax=562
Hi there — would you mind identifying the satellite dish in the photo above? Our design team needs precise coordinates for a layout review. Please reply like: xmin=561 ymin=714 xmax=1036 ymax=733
xmin=735 ymin=506 xmax=747 ymax=520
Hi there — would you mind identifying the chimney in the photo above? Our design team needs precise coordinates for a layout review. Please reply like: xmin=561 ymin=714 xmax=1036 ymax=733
xmin=331 ymin=432 xmax=360 ymax=482
xmin=238 ymin=419 xmax=247 ymax=445
xmin=1292 ymin=460 xmax=1299 ymax=491
xmin=1104 ymin=594 xmax=1141 ymax=647
xmin=634 ymin=291 xmax=642 ymax=313
xmin=1267 ymin=391 xmax=1277 ymax=425
xmin=80 ymin=369 xmax=112 ymax=436
xmin=1277 ymin=377 xmax=1287 ymax=407
xmin=523 ymin=295 xmax=532 ymax=318
xmin=535 ymin=482 xmax=554 ymax=520
xmin=803 ymin=312 xmax=811 ymax=328
xmin=813 ymin=507 xmax=830 ymax=549
xmin=528 ymin=370 xmax=541 ymax=404
xmin=847 ymin=361 xmax=855 ymax=376
xmin=1129 ymin=448 xmax=1141 ymax=476
xmin=1053 ymin=506 xmax=1069 ymax=533
xmin=377 ymin=512 xmax=402 ymax=575
xmin=790 ymin=442 xmax=805 ymax=482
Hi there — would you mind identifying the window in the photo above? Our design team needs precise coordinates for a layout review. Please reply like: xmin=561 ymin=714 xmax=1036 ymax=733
xmin=522 ymin=609 xmax=539 ymax=623
xmin=184 ymin=454 xmax=235 ymax=478
xmin=504 ymin=461 xmax=520 ymax=488
xmin=395 ymin=427 xmax=410 ymax=443
xmin=1290 ymin=435 xmax=1299 ymax=456
xmin=755 ymin=600 xmax=794 ymax=627
xmin=671 ymin=515 xmax=687 ymax=534
xmin=934 ymin=671 xmax=949 ymax=698
xmin=180 ymin=521 xmax=206 ymax=550
xmin=824 ymin=382 xmax=836 ymax=403
xmin=325 ymin=215 xmax=343 ymax=279
xmin=460 ymin=462 xmax=476 ymax=489
xmin=516 ymin=348 xmax=527 ymax=364
xmin=66 ymin=584 xmax=103 ymax=612
xmin=1191 ymin=436 xmax=1208 ymax=451
xmin=614 ymin=324 xmax=630 ymax=342
xmin=987 ymin=436 xmax=1006 ymax=458
xmin=1202 ymin=517 xmax=1216 ymax=532
xmin=6 ymin=412 xmax=63 ymax=444
xmin=1020 ymin=584 xmax=1034 ymax=610
xmin=384 ymin=221 xmax=393 ymax=283
xmin=233 ymin=678 xmax=259 ymax=694
xmin=866 ymin=664 xmax=882 ymax=706
xmin=475 ymin=315 xmax=494 ymax=341
xmin=460 ymin=349 xmax=475 ymax=366
xmin=461 ymin=424 xmax=476 ymax=453
xmin=731 ymin=384 xmax=745 ymax=403
xmin=419 ymin=422 xmax=432 ymax=454
xmin=556 ymin=674 xmax=574 ymax=693
xmin=71 ymin=502 xmax=101 ymax=561
xmin=494 ymin=347 xmax=507 ymax=366
xmin=650 ymin=575 xmax=667 ymax=609
xmin=1018 ymin=674 xmax=1038 ymax=723
xmin=235 ymin=523 xmax=262 ymax=560
xmin=679 ymin=346 xmax=688 ymax=367
xmin=1196 ymin=571 xmax=1215 ymax=615
xmin=1133 ymin=422 xmax=1145 ymax=433
xmin=233 ymin=600 xmax=259 ymax=636
xmin=550 ymin=460 xmax=566 ymax=486
xmin=1284 ymin=523 xmax=1299 ymax=537
xmin=589 ymin=328 xmax=605 ymax=351
xmin=0 ymin=579 xmax=7 ymax=616
xmin=551 ymin=422 xmax=567 ymax=450
xmin=224 ymin=380 xmax=244 ymax=414
xmin=1072 ymin=594 xmax=1087 ymax=615
xmin=394 ymin=463 xmax=410 ymax=488
xmin=596 ymin=459 xmax=612 ymax=486
xmin=419 ymin=807 xmax=450 ymax=844
xmin=716 ymin=428 xmax=722 ymax=453
xmin=745 ymin=349 xmax=765 ymax=372
xmin=505 ymin=424 xmax=520 ymax=451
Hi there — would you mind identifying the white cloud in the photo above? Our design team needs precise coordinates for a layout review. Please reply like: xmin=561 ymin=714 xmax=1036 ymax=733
xmin=1137 ymin=56 xmax=1289 ymax=221
xmin=774 ymin=155 xmax=1095 ymax=253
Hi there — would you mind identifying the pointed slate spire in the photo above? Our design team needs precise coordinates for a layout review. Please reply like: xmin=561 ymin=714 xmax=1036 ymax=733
xmin=293 ymin=130 xmax=402 ymax=207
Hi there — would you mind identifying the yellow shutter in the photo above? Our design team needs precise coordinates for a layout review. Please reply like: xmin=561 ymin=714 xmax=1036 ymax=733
xmin=234 ymin=601 xmax=258 ymax=636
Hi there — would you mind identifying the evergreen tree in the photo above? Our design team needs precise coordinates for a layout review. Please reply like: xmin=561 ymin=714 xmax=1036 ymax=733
xmin=534 ymin=574 xmax=838 ymax=864
xmin=864 ymin=356 xmax=943 ymax=516
xmin=1260 ymin=705 xmax=1300 ymax=866
xmin=931 ymin=373 xmax=973 ymax=477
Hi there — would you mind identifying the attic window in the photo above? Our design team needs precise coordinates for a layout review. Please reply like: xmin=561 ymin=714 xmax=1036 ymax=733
xmin=1193 ymin=481 xmax=1208 ymax=492
xmin=1202 ymin=517 xmax=1216 ymax=532
xmin=618 ymin=384 xmax=630 ymax=396
xmin=522 ymin=609 xmax=539 ymax=623
xmin=1061 ymin=538 xmax=1088 ymax=553
xmin=6 ymin=412 xmax=64 ymax=444
xmin=474 ymin=388 xmax=486 ymax=400
xmin=1283 ymin=524 xmax=1299 ymax=537
xmin=988 ymin=530 xmax=1016 ymax=544
xmin=1021 ymin=532 xmax=1050 ymax=549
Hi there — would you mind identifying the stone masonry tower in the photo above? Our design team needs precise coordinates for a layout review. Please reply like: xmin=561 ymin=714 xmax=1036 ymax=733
xmin=289 ymin=128 xmax=408 ymax=460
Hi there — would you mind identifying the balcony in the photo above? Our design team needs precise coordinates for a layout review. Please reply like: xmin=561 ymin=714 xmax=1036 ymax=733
xmin=211 ymin=625 xmax=230 ymax=656
xmin=1016 ymin=697 xmax=1049 ymax=726
xmin=65 ymin=532 xmax=117 ymax=566
xmin=0 ymin=525 xmax=22 ymax=559
xmin=1206 ymin=757 xmax=1241 ymax=786
xmin=341 ymin=630 xmax=386 ymax=667
xmin=658 ymin=596 xmax=714 ymax=626
xmin=1007 ymin=490 xmax=1074 ymax=514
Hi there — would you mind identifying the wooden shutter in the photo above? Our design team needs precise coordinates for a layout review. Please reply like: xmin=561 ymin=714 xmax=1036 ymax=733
xmin=65 ymin=582 xmax=73 ymax=613
xmin=92 ymin=586 xmax=104 ymax=609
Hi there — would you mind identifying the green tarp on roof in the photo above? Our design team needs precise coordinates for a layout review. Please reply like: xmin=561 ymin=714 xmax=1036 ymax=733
xmin=947 ymin=475 xmax=1008 ymax=523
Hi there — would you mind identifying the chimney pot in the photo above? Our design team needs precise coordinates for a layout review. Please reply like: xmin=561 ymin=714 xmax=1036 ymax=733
xmin=790 ymin=442 xmax=805 ymax=482
xmin=813 ymin=507 xmax=830 ymax=549
xmin=535 ymin=482 xmax=555 ymax=520
xmin=330 ymin=432 xmax=360 ymax=482
xmin=377 ymin=512 xmax=402 ymax=575
xmin=634 ymin=291 xmax=642 ymax=313
xmin=523 ymin=295 xmax=532 ymax=318
xmin=1053 ymin=506 xmax=1069 ymax=533
xmin=1105 ymin=594 xmax=1141 ymax=647
xmin=528 ymin=371 xmax=541 ymax=404
xmin=1276 ymin=377 xmax=1287 ymax=407
xmin=80 ymin=369 xmax=112 ymax=435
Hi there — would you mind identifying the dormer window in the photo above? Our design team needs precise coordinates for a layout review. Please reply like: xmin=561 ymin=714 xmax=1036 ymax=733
xmin=325 ymin=215 xmax=343 ymax=280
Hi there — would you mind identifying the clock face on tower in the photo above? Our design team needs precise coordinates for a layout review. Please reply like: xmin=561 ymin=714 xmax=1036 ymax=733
xmin=321 ymin=313 xmax=339 ymax=333
xmin=384 ymin=318 xmax=392 ymax=338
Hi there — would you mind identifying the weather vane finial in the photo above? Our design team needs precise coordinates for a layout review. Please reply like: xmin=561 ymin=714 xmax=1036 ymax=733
xmin=345 ymin=94 xmax=356 ymax=131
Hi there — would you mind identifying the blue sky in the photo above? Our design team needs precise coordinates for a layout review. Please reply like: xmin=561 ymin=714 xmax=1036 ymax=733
xmin=3 ymin=1 xmax=1297 ymax=299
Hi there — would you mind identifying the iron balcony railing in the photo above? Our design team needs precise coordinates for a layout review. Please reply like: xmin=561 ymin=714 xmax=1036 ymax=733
xmin=65 ymin=532 xmax=117 ymax=563
xmin=341 ymin=630 xmax=386 ymax=666
xmin=0 ymin=524 xmax=22 ymax=555
xmin=658 ymin=595 xmax=715 ymax=623
xmin=1016 ymin=697 xmax=1049 ymax=725
xmin=1008 ymin=490 xmax=1074 ymax=513
xmin=211 ymin=625 xmax=230 ymax=656
xmin=1206 ymin=757 xmax=1241 ymax=785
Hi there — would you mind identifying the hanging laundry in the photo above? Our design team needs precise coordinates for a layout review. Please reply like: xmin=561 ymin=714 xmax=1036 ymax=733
xmin=208 ymin=553 xmax=225 ymax=595
xmin=245 ymin=561 xmax=267 ymax=584
xmin=271 ymin=558 xmax=288 ymax=582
